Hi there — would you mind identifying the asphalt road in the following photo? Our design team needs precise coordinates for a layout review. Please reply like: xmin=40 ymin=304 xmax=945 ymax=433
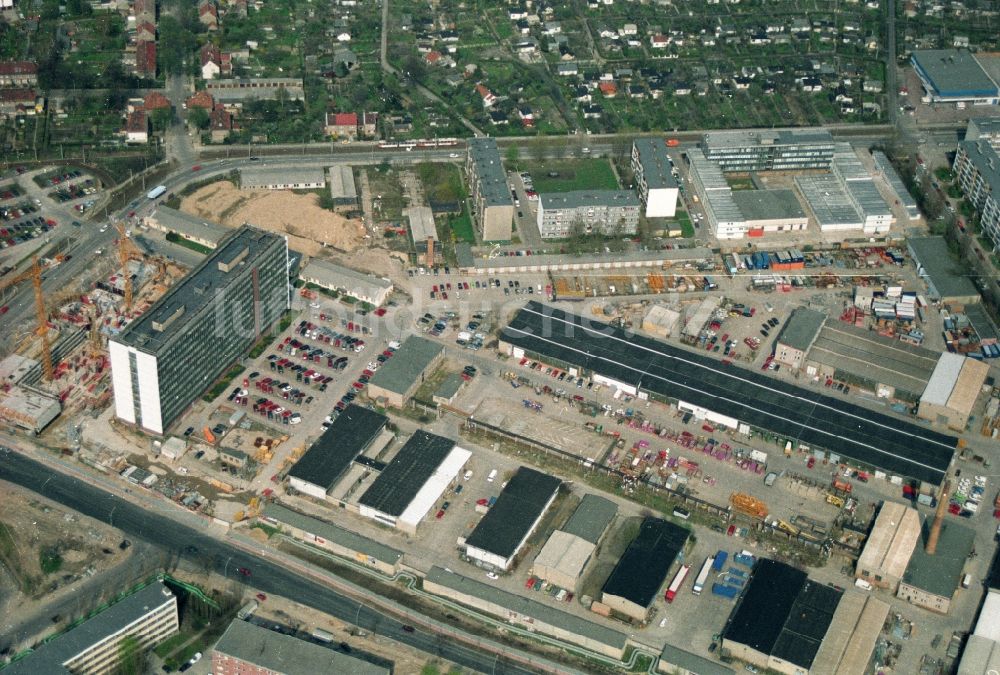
xmin=0 ymin=450 xmax=544 ymax=675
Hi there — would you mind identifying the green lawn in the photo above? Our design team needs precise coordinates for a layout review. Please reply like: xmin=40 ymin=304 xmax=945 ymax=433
xmin=521 ymin=158 xmax=619 ymax=193
xmin=676 ymin=211 xmax=695 ymax=238
xmin=166 ymin=232 xmax=213 ymax=255
xmin=449 ymin=206 xmax=476 ymax=243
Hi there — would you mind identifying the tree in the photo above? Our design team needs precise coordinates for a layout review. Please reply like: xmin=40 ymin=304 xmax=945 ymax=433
xmin=188 ymin=106 xmax=210 ymax=130
xmin=115 ymin=635 xmax=148 ymax=675
xmin=505 ymin=145 xmax=520 ymax=170
xmin=150 ymin=107 xmax=174 ymax=132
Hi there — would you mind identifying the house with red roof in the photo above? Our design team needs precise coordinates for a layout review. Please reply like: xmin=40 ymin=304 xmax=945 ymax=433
xmin=143 ymin=92 xmax=171 ymax=111
xmin=0 ymin=89 xmax=39 ymax=118
xmin=136 ymin=20 xmax=156 ymax=42
xmin=475 ymin=83 xmax=497 ymax=108
xmin=210 ymin=104 xmax=234 ymax=142
xmin=200 ymin=44 xmax=221 ymax=80
xmin=186 ymin=90 xmax=215 ymax=110
xmin=598 ymin=81 xmax=618 ymax=97
xmin=198 ymin=0 xmax=219 ymax=30
xmin=0 ymin=61 xmax=38 ymax=88
xmin=136 ymin=40 xmax=156 ymax=78
xmin=324 ymin=112 xmax=359 ymax=140
xmin=124 ymin=110 xmax=149 ymax=143
xmin=361 ymin=111 xmax=379 ymax=138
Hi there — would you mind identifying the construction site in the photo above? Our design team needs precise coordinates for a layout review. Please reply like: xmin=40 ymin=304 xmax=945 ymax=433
xmin=0 ymin=220 xmax=187 ymax=436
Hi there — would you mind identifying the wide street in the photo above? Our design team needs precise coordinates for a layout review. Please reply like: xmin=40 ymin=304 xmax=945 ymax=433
xmin=0 ymin=447 xmax=563 ymax=675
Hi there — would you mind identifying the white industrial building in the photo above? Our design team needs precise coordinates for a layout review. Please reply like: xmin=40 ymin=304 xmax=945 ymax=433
xmin=531 ymin=494 xmax=616 ymax=591
xmin=357 ymin=431 xmax=471 ymax=535
xmin=918 ymin=352 xmax=991 ymax=430
xmin=299 ymin=258 xmax=393 ymax=306
xmin=688 ymin=155 xmax=746 ymax=239
xmin=240 ymin=166 xmax=326 ymax=190
xmin=631 ymin=138 xmax=678 ymax=218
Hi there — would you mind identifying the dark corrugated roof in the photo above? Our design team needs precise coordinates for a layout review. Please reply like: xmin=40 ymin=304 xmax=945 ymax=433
xmin=357 ymin=430 xmax=454 ymax=516
xmin=723 ymin=560 xmax=841 ymax=670
xmin=501 ymin=302 xmax=956 ymax=485
xmin=601 ymin=517 xmax=688 ymax=609
xmin=287 ymin=405 xmax=387 ymax=490
xmin=464 ymin=467 xmax=561 ymax=559
xmin=562 ymin=494 xmax=617 ymax=545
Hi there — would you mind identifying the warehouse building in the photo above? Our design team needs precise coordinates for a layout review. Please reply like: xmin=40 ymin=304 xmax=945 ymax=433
xmin=773 ymin=307 xmax=826 ymax=369
xmin=957 ymin=589 xmax=1000 ymax=674
xmin=731 ymin=189 xmax=808 ymax=235
xmin=701 ymin=129 xmax=836 ymax=172
xmin=432 ymin=373 xmax=465 ymax=405
xmin=871 ymin=150 xmax=920 ymax=221
xmin=287 ymin=404 xmax=388 ymax=500
xmin=831 ymin=145 xmax=893 ymax=234
xmin=809 ymin=593 xmax=891 ymax=675
xmin=240 ymin=166 xmax=326 ymax=190
xmin=466 ymin=137 xmax=514 ymax=241
xmin=536 ymin=190 xmax=640 ymax=239
xmin=631 ymin=138 xmax=679 ymax=218
xmin=110 ymin=226 xmax=289 ymax=435
xmin=600 ymin=517 xmax=688 ymax=622
xmin=918 ymin=352 xmax=991 ymax=430
xmin=911 ymin=49 xmax=1000 ymax=105
xmin=298 ymin=258 xmax=393 ymax=306
xmin=366 ymin=335 xmax=444 ymax=408
xmin=463 ymin=466 xmax=561 ymax=571
xmin=0 ymin=384 xmax=61 ymax=434
xmin=327 ymin=165 xmax=359 ymax=211
xmin=5 ymin=581 xmax=178 ymax=675
xmin=804 ymin=322 xmax=941 ymax=401
xmin=423 ymin=566 xmax=629 ymax=659
xmin=531 ymin=494 xmax=616 ymax=591
xmin=855 ymin=501 xmax=920 ymax=591
xmin=146 ymin=206 xmax=227 ymax=249
xmin=642 ymin=305 xmax=681 ymax=338
xmin=688 ymin=154 xmax=746 ymax=239
xmin=405 ymin=205 xmax=438 ymax=266
xmin=954 ymin=140 xmax=1000 ymax=252
xmin=213 ymin=619 xmax=389 ymax=675
xmin=260 ymin=503 xmax=403 ymax=575
xmin=657 ymin=645 xmax=734 ymax=675
xmin=907 ymin=237 xmax=982 ymax=305
xmin=897 ymin=517 xmax=975 ymax=614
xmin=357 ymin=430 xmax=471 ymax=535
xmin=794 ymin=175 xmax=863 ymax=232
xmin=500 ymin=302 xmax=958 ymax=485
xmin=722 ymin=560 xmax=842 ymax=675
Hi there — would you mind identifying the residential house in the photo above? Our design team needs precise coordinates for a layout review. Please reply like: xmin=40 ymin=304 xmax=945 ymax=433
xmin=598 ymin=81 xmax=618 ymax=97
xmin=135 ymin=20 xmax=156 ymax=42
xmin=475 ymin=83 xmax=497 ymax=108
xmin=0 ymin=62 xmax=37 ymax=87
xmin=582 ymin=104 xmax=603 ymax=119
xmin=135 ymin=40 xmax=156 ymax=78
xmin=650 ymin=34 xmax=669 ymax=49
xmin=186 ymin=90 xmax=215 ymax=110
xmin=198 ymin=0 xmax=218 ymax=30
xmin=518 ymin=106 xmax=535 ymax=127
xmin=336 ymin=31 xmax=351 ymax=42
xmin=426 ymin=51 xmax=442 ymax=66
xmin=125 ymin=110 xmax=149 ymax=143
xmin=325 ymin=112 xmax=358 ymax=140
xmin=0 ymin=89 xmax=39 ymax=117
xmin=557 ymin=63 xmax=578 ymax=77
xmin=143 ymin=91 xmax=171 ymax=111
xmin=360 ymin=112 xmax=378 ymax=138
xmin=210 ymin=104 xmax=234 ymax=142
xmin=200 ymin=44 xmax=221 ymax=80
xmin=489 ymin=110 xmax=509 ymax=126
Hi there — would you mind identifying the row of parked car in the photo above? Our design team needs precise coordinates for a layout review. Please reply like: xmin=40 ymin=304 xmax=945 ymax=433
xmin=0 ymin=184 xmax=22 ymax=201
xmin=252 ymin=397 xmax=302 ymax=425
xmin=295 ymin=320 xmax=367 ymax=351
xmin=38 ymin=168 xmax=85 ymax=186
xmin=1 ymin=200 xmax=38 ymax=222
xmin=0 ymin=215 xmax=57 ymax=249
xmin=48 ymin=178 xmax=98 ymax=202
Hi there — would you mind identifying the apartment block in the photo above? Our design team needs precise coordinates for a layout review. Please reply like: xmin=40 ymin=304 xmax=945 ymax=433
xmin=954 ymin=140 xmax=1000 ymax=251
xmin=536 ymin=190 xmax=640 ymax=239
xmin=466 ymin=137 xmax=514 ymax=241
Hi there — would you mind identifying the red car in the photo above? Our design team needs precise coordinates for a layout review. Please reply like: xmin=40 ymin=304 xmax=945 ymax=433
xmin=525 ymin=576 xmax=537 ymax=589
xmin=435 ymin=509 xmax=445 ymax=519
xmin=806 ymin=456 xmax=816 ymax=469
xmin=0 ymin=306 xmax=8 ymax=315
xmin=374 ymin=307 xmax=387 ymax=316
xmin=236 ymin=567 xmax=252 ymax=577
xmin=352 ymin=381 xmax=364 ymax=390
xmin=256 ymin=592 xmax=267 ymax=601
xmin=192 ymin=165 xmax=202 ymax=171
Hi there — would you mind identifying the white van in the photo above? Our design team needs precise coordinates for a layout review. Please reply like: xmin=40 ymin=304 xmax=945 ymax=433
xmin=487 ymin=469 xmax=498 ymax=483
xmin=854 ymin=578 xmax=873 ymax=591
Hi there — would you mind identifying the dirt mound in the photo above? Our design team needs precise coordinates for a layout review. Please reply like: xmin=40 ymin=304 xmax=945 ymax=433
xmin=180 ymin=181 xmax=366 ymax=256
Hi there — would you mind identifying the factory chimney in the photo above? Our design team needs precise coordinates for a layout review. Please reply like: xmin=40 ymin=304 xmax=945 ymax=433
xmin=926 ymin=479 xmax=950 ymax=555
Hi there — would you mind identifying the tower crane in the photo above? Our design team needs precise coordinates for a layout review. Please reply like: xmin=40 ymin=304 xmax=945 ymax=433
xmin=113 ymin=221 xmax=147 ymax=311
xmin=0 ymin=257 xmax=54 ymax=381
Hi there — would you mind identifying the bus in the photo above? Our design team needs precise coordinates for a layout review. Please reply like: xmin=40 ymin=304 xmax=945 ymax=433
xmin=692 ymin=556 xmax=715 ymax=595
xmin=665 ymin=564 xmax=691 ymax=603
xmin=147 ymin=185 xmax=167 ymax=200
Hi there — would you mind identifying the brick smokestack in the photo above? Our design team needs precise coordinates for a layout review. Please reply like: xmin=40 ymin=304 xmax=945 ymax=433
xmin=926 ymin=479 xmax=950 ymax=555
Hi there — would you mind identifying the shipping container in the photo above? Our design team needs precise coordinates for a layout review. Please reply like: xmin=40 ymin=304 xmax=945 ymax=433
xmin=712 ymin=551 xmax=728 ymax=571
xmin=711 ymin=583 xmax=740 ymax=599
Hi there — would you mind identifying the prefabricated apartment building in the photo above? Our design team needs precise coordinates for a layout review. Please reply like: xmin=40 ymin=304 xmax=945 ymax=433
xmin=500 ymin=302 xmax=958 ymax=486
xmin=110 ymin=225 xmax=290 ymax=435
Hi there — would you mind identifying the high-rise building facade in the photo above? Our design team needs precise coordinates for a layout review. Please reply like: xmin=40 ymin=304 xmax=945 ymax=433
xmin=110 ymin=225 xmax=289 ymax=434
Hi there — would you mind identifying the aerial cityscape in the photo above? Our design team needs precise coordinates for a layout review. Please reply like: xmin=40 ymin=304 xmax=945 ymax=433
xmin=2 ymin=0 xmax=1000 ymax=673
